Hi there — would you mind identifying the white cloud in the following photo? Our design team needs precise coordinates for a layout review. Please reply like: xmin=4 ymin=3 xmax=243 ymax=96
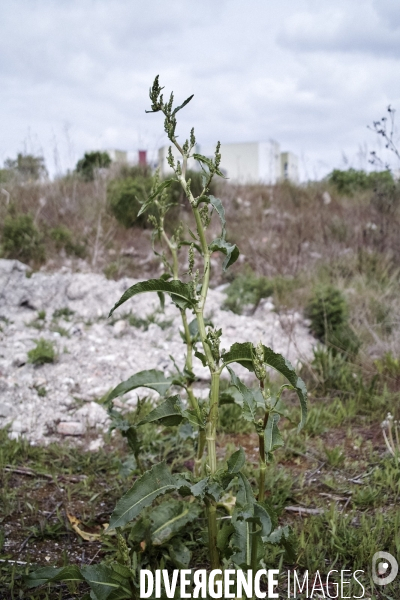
xmin=0 ymin=0 xmax=399 ymax=179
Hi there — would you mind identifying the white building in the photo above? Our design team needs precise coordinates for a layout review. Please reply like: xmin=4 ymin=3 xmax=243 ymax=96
xmin=158 ymin=141 xmax=298 ymax=184
xmin=106 ymin=149 xmax=128 ymax=163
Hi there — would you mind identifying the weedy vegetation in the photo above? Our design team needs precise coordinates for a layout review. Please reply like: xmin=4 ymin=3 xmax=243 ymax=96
xmin=1 ymin=96 xmax=400 ymax=599
xmin=23 ymin=76 xmax=308 ymax=598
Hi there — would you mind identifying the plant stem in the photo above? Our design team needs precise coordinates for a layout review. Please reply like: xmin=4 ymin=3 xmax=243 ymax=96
xmin=258 ymin=432 xmax=266 ymax=502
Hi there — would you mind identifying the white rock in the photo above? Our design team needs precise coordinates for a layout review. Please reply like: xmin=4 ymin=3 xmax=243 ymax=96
xmin=0 ymin=403 xmax=12 ymax=417
xmin=74 ymin=402 xmax=109 ymax=428
xmin=57 ymin=421 xmax=85 ymax=436
xmin=88 ymin=438 xmax=104 ymax=451
xmin=113 ymin=320 xmax=128 ymax=335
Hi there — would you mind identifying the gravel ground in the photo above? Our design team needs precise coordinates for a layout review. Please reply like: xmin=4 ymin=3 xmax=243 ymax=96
xmin=0 ymin=259 xmax=315 ymax=447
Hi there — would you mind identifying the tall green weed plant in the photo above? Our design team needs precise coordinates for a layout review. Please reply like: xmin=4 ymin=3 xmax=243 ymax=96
xmin=27 ymin=77 xmax=308 ymax=599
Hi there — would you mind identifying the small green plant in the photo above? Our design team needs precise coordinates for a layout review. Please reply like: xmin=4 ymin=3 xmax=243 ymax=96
xmin=1 ymin=213 xmax=45 ymax=264
xmin=49 ymin=225 xmax=86 ymax=258
xmin=305 ymin=284 xmax=360 ymax=357
xmin=52 ymin=307 xmax=75 ymax=320
xmin=223 ymin=268 xmax=274 ymax=314
xmin=27 ymin=339 xmax=56 ymax=365
xmin=28 ymin=76 xmax=307 ymax=598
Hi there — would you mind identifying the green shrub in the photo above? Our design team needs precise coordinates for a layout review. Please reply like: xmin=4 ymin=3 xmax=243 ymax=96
xmin=49 ymin=225 xmax=86 ymax=258
xmin=223 ymin=268 xmax=274 ymax=314
xmin=75 ymin=151 xmax=111 ymax=181
xmin=305 ymin=285 xmax=360 ymax=356
xmin=27 ymin=339 xmax=56 ymax=365
xmin=328 ymin=168 xmax=394 ymax=196
xmin=1 ymin=213 xmax=45 ymax=264
xmin=107 ymin=175 xmax=153 ymax=228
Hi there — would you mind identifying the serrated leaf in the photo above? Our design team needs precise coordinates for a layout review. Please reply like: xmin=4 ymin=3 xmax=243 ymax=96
xmin=138 ymin=395 xmax=183 ymax=426
xmin=227 ymin=447 xmax=246 ymax=474
xmin=190 ymin=477 xmax=208 ymax=499
xmin=209 ymin=237 xmax=239 ymax=271
xmin=109 ymin=462 xmax=178 ymax=529
xmin=172 ymin=94 xmax=194 ymax=116
xmin=223 ymin=342 xmax=255 ymax=371
xmin=109 ymin=278 xmax=196 ymax=317
xmin=150 ymin=500 xmax=201 ymax=545
xmin=26 ymin=565 xmax=84 ymax=588
xmin=227 ymin=367 xmax=257 ymax=422
xmin=138 ymin=179 xmax=174 ymax=217
xmin=107 ymin=370 xmax=173 ymax=403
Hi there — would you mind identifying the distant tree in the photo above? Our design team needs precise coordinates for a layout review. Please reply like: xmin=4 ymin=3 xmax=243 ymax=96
xmin=4 ymin=153 xmax=47 ymax=181
xmin=75 ymin=151 xmax=111 ymax=181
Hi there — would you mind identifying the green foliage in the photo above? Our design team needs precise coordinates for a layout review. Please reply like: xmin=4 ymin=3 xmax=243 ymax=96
xmin=223 ymin=268 xmax=274 ymax=314
xmin=1 ymin=213 xmax=45 ymax=264
xmin=27 ymin=338 xmax=56 ymax=365
xmin=328 ymin=168 xmax=393 ymax=195
xmin=4 ymin=152 xmax=47 ymax=181
xmin=107 ymin=175 xmax=153 ymax=228
xmin=75 ymin=151 xmax=111 ymax=181
xmin=49 ymin=225 xmax=86 ymax=258
xmin=305 ymin=285 xmax=360 ymax=357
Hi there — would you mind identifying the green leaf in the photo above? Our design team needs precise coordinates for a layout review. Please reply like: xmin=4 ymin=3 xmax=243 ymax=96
xmin=107 ymin=370 xmax=173 ymax=403
xmin=109 ymin=278 xmax=196 ymax=317
xmin=26 ymin=566 xmax=84 ymax=588
xmin=190 ymin=477 xmax=208 ymax=499
xmin=264 ymin=413 xmax=284 ymax=455
xmin=227 ymin=447 xmax=246 ymax=474
xmin=223 ymin=342 xmax=255 ymax=372
xmin=194 ymin=350 xmax=207 ymax=367
xmin=168 ymin=537 xmax=191 ymax=568
xmin=217 ymin=522 xmax=235 ymax=553
xmin=209 ymin=237 xmax=239 ymax=271
xmin=138 ymin=395 xmax=183 ymax=427
xmin=262 ymin=345 xmax=307 ymax=430
xmin=150 ymin=499 xmax=201 ymax=545
xmin=227 ymin=367 xmax=257 ymax=422
xmin=172 ymin=94 xmax=194 ymax=116
xmin=81 ymin=564 xmax=131 ymax=600
xmin=109 ymin=462 xmax=179 ymax=529
xmin=199 ymin=195 xmax=226 ymax=237
xmin=253 ymin=502 xmax=272 ymax=540
xmin=236 ymin=473 xmax=255 ymax=509
xmin=138 ymin=179 xmax=174 ymax=217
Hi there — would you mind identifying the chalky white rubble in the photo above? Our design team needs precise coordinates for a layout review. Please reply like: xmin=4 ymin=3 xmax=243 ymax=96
xmin=0 ymin=259 xmax=314 ymax=446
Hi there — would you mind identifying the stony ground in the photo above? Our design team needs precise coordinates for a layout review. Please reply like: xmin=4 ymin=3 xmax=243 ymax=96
xmin=0 ymin=259 xmax=315 ymax=447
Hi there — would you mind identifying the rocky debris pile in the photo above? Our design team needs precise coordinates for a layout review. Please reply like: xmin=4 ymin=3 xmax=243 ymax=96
xmin=0 ymin=259 xmax=315 ymax=447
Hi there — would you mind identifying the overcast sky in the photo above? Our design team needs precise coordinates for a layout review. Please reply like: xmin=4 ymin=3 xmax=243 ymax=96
xmin=1 ymin=0 xmax=400 ymax=180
